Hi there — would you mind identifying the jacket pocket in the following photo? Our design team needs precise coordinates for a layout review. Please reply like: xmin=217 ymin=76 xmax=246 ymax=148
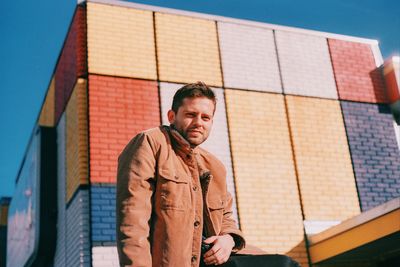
xmin=207 ymin=197 xmax=225 ymax=234
xmin=158 ymin=168 xmax=191 ymax=211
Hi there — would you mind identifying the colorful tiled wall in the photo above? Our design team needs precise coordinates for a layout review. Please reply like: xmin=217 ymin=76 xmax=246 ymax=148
xmin=66 ymin=78 xmax=89 ymax=203
xmin=217 ymin=22 xmax=281 ymax=92
xmin=35 ymin=1 xmax=400 ymax=266
xmin=341 ymin=101 xmax=400 ymax=211
xmin=88 ymin=75 xmax=160 ymax=184
xmin=86 ymin=2 xmax=157 ymax=80
xmin=55 ymin=6 xmax=87 ymax=123
xmin=155 ymin=12 xmax=222 ymax=86
xmin=55 ymin=113 xmax=91 ymax=267
xmin=276 ymin=31 xmax=337 ymax=99
xmin=225 ymin=90 xmax=308 ymax=265
xmin=38 ymin=77 xmax=55 ymax=127
xmin=286 ymin=96 xmax=360 ymax=221
xmin=54 ymin=114 xmax=66 ymax=267
xmin=328 ymin=39 xmax=386 ymax=103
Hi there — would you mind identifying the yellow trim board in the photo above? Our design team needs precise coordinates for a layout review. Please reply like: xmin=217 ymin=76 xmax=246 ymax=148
xmin=309 ymin=209 xmax=400 ymax=263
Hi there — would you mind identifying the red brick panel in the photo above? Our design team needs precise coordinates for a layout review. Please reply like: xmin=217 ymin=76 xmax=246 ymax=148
xmin=89 ymin=75 xmax=160 ymax=183
xmin=55 ymin=6 xmax=87 ymax=123
xmin=328 ymin=39 xmax=387 ymax=103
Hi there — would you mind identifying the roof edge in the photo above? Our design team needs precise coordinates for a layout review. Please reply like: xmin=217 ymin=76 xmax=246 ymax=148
xmin=85 ymin=0 xmax=379 ymax=45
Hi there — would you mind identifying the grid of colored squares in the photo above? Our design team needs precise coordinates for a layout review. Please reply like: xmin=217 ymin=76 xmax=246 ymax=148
xmin=37 ymin=1 xmax=399 ymax=266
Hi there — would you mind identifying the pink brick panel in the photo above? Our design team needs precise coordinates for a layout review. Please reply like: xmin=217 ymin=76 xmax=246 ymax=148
xmin=328 ymin=39 xmax=387 ymax=103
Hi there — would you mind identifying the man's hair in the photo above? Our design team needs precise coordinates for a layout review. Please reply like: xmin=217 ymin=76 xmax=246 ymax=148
xmin=171 ymin=81 xmax=217 ymax=113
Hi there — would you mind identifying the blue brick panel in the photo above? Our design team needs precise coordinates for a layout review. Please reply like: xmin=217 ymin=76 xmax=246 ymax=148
xmin=54 ymin=114 xmax=66 ymax=267
xmin=341 ymin=101 xmax=400 ymax=211
xmin=91 ymin=184 xmax=116 ymax=243
xmin=55 ymin=115 xmax=91 ymax=267
xmin=66 ymin=189 xmax=91 ymax=266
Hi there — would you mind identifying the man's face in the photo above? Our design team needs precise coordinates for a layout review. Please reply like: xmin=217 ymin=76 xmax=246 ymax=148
xmin=168 ymin=97 xmax=215 ymax=147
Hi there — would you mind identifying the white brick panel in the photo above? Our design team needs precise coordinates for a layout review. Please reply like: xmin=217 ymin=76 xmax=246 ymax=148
xmin=218 ymin=22 xmax=282 ymax=93
xmin=92 ymin=246 xmax=119 ymax=267
xmin=276 ymin=30 xmax=338 ymax=99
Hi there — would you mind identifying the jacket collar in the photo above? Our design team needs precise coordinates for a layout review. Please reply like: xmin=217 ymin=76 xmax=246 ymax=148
xmin=166 ymin=125 xmax=198 ymax=158
xmin=165 ymin=125 xmax=210 ymax=179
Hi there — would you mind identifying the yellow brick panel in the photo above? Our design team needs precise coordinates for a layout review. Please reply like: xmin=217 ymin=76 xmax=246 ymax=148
xmin=155 ymin=12 xmax=222 ymax=86
xmin=66 ymin=79 xmax=89 ymax=203
xmin=286 ymin=95 xmax=360 ymax=221
xmin=38 ymin=77 xmax=55 ymax=127
xmin=87 ymin=2 xmax=157 ymax=79
xmin=225 ymin=89 xmax=307 ymax=264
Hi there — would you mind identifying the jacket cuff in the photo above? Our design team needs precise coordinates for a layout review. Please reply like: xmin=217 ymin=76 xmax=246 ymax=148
xmin=227 ymin=233 xmax=245 ymax=252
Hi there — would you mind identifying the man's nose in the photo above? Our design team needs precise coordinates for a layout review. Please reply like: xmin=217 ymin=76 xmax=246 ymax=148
xmin=192 ymin=115 xmax=203 ymax=127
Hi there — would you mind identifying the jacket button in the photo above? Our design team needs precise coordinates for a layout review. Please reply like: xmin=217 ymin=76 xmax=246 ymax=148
xmin=194 ymin=220 xmax=200 ymax=227
xmin=191 ymin=255 xmax=197 ymax=263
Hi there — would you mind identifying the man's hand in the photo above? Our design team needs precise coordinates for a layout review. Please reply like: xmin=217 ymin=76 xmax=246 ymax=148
xmin=203 ymin=234 xmax=235 ymax=265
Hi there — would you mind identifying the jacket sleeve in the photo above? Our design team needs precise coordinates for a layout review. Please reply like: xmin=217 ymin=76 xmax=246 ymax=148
xmin=220 ymin=191 xmax=246 ymax=252
xmin=116 ymin=133 xmax=157 ymax=267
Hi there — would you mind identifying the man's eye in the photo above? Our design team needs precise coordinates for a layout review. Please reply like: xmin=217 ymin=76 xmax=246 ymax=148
xmin=202 ymin=116 xmax=210 ymax=121
xmin=186 ymin=113 xmax=195 ymax=117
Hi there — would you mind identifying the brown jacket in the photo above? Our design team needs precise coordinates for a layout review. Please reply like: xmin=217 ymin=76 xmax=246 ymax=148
xmin=117 ymin=126 xmax=245 ymax=267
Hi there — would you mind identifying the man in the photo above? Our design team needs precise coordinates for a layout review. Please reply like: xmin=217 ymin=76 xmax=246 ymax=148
xmin=116 ymin=82 xmax=245 ymax=267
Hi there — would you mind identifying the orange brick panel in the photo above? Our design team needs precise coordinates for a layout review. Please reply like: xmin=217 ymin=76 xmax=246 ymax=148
xmin=55 ymin=6 xmax=87 ymax=123
xmin=87 ymin=2 xmax=157 ymax=80
xmin=39 ymin=77 xmax=55 ymax=127
xmin=89 ymin=75 xmax=160 ymax=183
xmin=328 ymin=39 xmax=386 ymax=103
xmin=66 ymin=79 xmax=89 ymax=203
xmin=286 ymin=95 xmax=360 ymax=221
xmin=225 ymin=89 xmax=307 ymax=265
xmin=155 ymin=12 xmax=222 ymax=86
xmin=383 ymin=59 xmax=400 ymax=103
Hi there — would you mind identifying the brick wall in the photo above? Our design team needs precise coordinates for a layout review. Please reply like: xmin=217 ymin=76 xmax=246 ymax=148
xmin=328 ymin=39 xmax=386 ymax=103
xmin=91 ymin=184 xmax=116 ymax=244
xmin=38 ymin=77 xmax=55 ymax=127
xmin=55 ymin=114 xmax=91 ymax=267
xmin=55 ymin=6 xmax=87 ymax=123
xmin=275 ymin=31 xmax=337 ymax=99
xmin=383 ymin=58 xmax=400 ymax=103
xmin=159 ymin=82 xmax=239 ymax=222
xmin=217 ymin=22 xmax=281 ymax=92
xmin=155 ymin=12 xmax=222 ymax=86
xmin=65 ymin=189 xmax=91 ymax=267
xmin=341 ymin=101 xmax=400 ymax=211
xmin=88 ymin=75 xmax=160 ymax=183
xmin=286 ymin=95 xmax=360 ymax=221
xmin=225 ymin=89 xmax=308 ymax=266
xmin=54 ymin=114 xmax=66 ymax=267
xmin=86 ymin=2 xmax=157 ymax=80
xmin=66 ymin=79 xmax=89 ymax=203
xmin=92 ymin=246 xmax=119 ymax=267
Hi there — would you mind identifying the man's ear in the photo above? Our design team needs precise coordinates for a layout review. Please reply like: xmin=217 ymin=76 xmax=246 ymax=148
xmin=167 ymin=110 xmax=175 ymax=124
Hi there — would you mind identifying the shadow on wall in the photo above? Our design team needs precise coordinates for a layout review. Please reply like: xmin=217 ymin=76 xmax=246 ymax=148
xmin=370 ymin=68 xmax=388 ymax=103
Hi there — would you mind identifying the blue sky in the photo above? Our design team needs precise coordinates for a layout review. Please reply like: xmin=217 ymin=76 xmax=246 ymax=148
xmin=0 ymin=0 xmax=399 ymax=198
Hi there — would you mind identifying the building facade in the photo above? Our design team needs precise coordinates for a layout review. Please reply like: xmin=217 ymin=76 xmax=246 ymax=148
xmin=4 ymin=0 xmax=400 ymax=266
